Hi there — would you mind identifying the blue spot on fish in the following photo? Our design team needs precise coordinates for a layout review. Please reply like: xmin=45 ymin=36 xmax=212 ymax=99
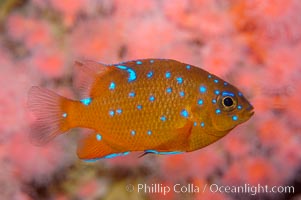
xmin=208 ymin=74 xmax=212 ymax=78
xmin=214 ymin=90 xmax=220 ymax=95
xmin=116 ymin=65 xmax=127 ymax=70
xmin=129 ymin=92 xmax=135 ymax=97
xmin=109 ymin=110 xmax=115 ymax=116
xmin=198 ymin=99 xmax=203 ymax=105
xmin=96 ymin=134 xmax=102 ymax=141
xmin=160 ymin=115 xmax=167 ymax=121
xmin=147 ymin=71 xmax=153 ymax=78
xmin=180 ymin=109 xmax=189 ymax=118
xmin=165 ymin=72 xmax=171 ymax=78
xmin=194 ymin=122 xmax=197 ymax=126
xmin=150 ymin=60 xmax=154 ymax=63
xmin=136 ymin=61 xmax=142 ymax=65
xmin=200 ymin=122 xmax=205 ymax=127
xmin=214 ymin=79 xmax=219 ymax=83
xmin=116 ymin=65 xmax=137 ymax=82
xmin=179 ymin=91 xmax=185 ymax=97
xmin=147 ymin=130 xmax=152 ymax=135
xmin=166 ymin=87 xmax=172 ymax=93
xmin=222 ymin=91 xmax=235 ymax=97
xmin=238 ymin=92 xmax=243 ymax=97
xmin=224 ymin=82 xmax=228 ymax=86
xmin=212 ymin=99 xmax=217 ymax=104
xmin=176 ymin=77 xmax=183 ymax=84
xmin=137 ymin=105 xmax=142 ymax=110
xmin=131 ymin=130 xmax=136 ymax=136
xmin=116 ymin=109 xmax=122 ymax=114
xmin=149 ymin=95 xmax=155 ymax=102
xmin=109 ymin=82 xmax=116 ymax=90
xmin=232 ymin=115 xmax=238 ymax=121
xmin=62 ymin=113 xmax=67 ymax=118
xmin=215 ymin=109 xmax=221 ymax=114
xmin=80 ymin=97 xmax=92 ymax=106
xmin=186 ymin=65 xmax=191 ymax=70
xmin=200 ymin=86 xmax=206 ymax=93
xmin=237 ymin=105 xmax=242 ymax=110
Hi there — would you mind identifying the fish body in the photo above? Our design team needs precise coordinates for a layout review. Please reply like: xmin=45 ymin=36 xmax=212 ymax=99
xmin=28 ymin=59 xmax=254 ymax=160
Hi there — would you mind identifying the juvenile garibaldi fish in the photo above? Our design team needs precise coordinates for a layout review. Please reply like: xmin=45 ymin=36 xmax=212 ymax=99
xmin=28 ymin=59 xmax=254 ymax=161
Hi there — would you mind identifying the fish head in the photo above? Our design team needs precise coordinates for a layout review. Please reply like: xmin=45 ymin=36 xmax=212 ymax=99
xmin=208 ymin=85 xmax=254 ymax=135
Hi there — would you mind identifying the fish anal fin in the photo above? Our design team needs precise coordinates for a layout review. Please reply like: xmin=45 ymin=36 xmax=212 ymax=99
xmin=77 ymin=131 xmax=130 ymax=161
xmin=74 ymin=60 xmax=109 ymax=98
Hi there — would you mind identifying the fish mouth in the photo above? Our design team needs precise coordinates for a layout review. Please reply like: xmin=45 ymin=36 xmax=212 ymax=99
xmin=247 ymin=105 xmax=254 ymax=117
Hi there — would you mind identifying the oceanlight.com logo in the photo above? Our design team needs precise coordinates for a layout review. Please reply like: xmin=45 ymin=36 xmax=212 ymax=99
xmin=209 ymin=184 xmax=294 ymax=196
xmin=125 ymin=183 xmax=295 ymax=196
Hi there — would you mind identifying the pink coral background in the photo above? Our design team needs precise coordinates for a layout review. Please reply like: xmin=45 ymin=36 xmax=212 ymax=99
xmin=1 ymin=0 xmax=301 ymax=199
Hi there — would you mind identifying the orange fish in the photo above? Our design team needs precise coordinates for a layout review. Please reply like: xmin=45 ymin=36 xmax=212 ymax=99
xmin=28 ymin=59 xmax=254 ymax=161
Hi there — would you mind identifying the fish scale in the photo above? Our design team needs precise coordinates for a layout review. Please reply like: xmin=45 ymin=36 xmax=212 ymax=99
xmin=28 ymin=58 xmax=254 ymax=160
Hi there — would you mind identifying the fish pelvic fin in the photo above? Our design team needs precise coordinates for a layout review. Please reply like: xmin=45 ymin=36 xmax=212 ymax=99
xmin=27 ymin=86 xmax=74 ymax=145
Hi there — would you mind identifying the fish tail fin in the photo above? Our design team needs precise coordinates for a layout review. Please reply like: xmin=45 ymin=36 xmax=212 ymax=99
xmin=27 ymin=86 xmax=73 ymax=145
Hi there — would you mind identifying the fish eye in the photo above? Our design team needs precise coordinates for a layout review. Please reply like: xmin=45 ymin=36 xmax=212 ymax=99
xmin=218 ymin=96 xmax=237 ymax=111
xmin=223 ymin=97 xmax=233 ymax=107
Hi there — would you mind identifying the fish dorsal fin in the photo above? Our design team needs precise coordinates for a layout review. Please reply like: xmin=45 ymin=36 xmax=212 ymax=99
xmin=77 ymin=131 xmax=129 ymax=161
xmin=73 ymin=60 xmax=109 ymax=98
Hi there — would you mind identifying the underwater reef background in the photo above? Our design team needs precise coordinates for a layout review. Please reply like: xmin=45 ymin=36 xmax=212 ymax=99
xmin=0 ymin=0 xmax=301 ymax=199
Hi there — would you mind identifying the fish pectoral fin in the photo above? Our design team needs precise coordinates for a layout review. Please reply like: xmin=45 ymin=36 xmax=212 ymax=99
xmin=77 ymin=132 xmax=129 ymax=161
xmin=156 ymin=120 xmax=193 ymax=150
